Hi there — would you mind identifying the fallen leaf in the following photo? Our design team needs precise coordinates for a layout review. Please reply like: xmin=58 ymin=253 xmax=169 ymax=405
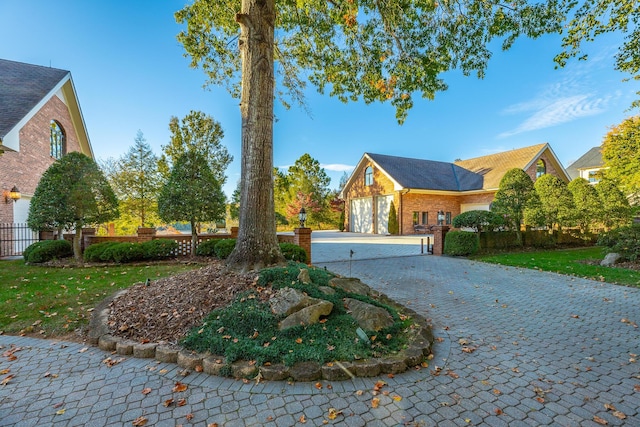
xmin=355 ymin=390 xmax=363 ymax=396
xmin=132 ymin=416 xmax=148 ymax=426
xmin=604 ymin=403 xmax=616 ymax=411
xmin=536 ymin=397 xmax=545 ymax=403
xmin=494 ymin=408 xmax=503 ymax=415
xmin=159 ymin=369 xmax=168 ymax=374
xmin=635 ymin=384 xmax=640 ymax=392
xmin=1 ymin=374 xmax=14 ymax=385
xmin=173 ymin=382 xmax=188 ymax=393
xmin=373 ymin=380 xmax=386 ymax=391
xmin=163 ymin=398 xmax=174 ymax=407
xmin=195 ymin=365 xmax=203 ymax=372
xmin=327 ymin=408 xmax=342 ymax=420
xmin=299 ymin=414 xmax=307 ymax=423
xmin=392 ymin=395 xmax=402 ymax=401
xmin=613 ymin=411 xmax=626 ymax=420
xmin=0 ymin=369 xmax=9 ymax=375
xmin=185 ymin=414 xmax=194 ymax=421
xmin=461 ymin=346 xmax=476 ymax=353
xmin=493 ymin=389 xmax=502 ymax=395
xmin=207 ymin=424 xmax=219 ymax=427
xmin=371 ymin=397 xmax=380 ymax=408
xmin=446 ymin=370 xmax=459 ymax=379
xmin=295 ymin=338 xmax=303 ymax=344
xmin=141 ymin=388 xmax=152 ymax=395
xmin=315 ymin=382 xmax=322 ymax=390
xmin=593 ymin=415 xmax=608 ymax=425
xmin=79 ymin=347 xmax=88 ymax=353
xmin=55 ymin=409 xmax=66 ymax=415
xmin=177 ymin=398 xmax=187 ymax=407
xmin=571 ymin=314 xmax=580 ymax=319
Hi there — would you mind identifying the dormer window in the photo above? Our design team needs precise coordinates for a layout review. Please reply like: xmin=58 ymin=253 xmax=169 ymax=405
xmin=364 ymin=166 xmax=373 ymax=186
xmin=50 ymin=120 xmax=65 ymax=159
xmin=536 ymin=159 xmax=546 ymax=178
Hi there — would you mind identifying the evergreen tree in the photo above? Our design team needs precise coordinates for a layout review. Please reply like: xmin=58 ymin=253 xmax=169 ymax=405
xmin=529 ymin=174 xmax=574 ymax=230
xmin=568 ymin=178 xmax=601 ymax=234
xmin=388 ymin=201 xmax=399 ymax=235
xmin=491 ymin=168 xmax=539 ymax=245
xmin=596 ymin=178 xmax=632 ymax=230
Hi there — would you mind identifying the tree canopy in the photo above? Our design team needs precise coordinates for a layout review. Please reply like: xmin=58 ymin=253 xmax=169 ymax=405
xmin=491 ymin=168 xmax=539 ymax=244
xmin=28 ymin=152 xmax=119 ymax=261
xmin=595 ymin=178 xmax=632 ymax=230
xmin=158 ymin=151 xmax=227 ymax=254
xmin=529 ymin=174 xmax=574 ymax=230
xmin=601 ymin=115 xmax=640 ymax=203
xmin=568 ymin=177 xmax=601 ymax=234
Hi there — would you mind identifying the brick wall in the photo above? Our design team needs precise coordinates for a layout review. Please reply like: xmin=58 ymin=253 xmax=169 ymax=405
xmin=0 ymin=95 xmax=83 ymax=223
xmin=401 ymin=193 xmax=460 ymax=234
xmin=524 ymin=150 xmax=564 ymax=183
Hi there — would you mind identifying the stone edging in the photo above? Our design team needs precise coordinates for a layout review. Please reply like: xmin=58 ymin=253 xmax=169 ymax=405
xmin=88 ymin=283 xmax=434 ymax=382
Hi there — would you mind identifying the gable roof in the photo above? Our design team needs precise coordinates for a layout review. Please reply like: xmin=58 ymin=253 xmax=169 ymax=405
xmin=566 ymin=147 xmax=603 ymax=179
xmin=454 ymin=143 xmax=552 ymax=190
xmin=0 ymin=58 xmax=93 ymax=156
xmin=367 ymin=153 xmax=484 ymax=191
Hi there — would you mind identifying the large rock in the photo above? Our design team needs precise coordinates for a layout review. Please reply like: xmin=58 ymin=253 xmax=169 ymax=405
xmin=270 ymin=287 xmax=321 ymax=316
xmin=329 ymin=278 xmax=372 ymax=296
xmin=297 ymin=268 xmax=311 ymax=284
xmin=279 ymin=300 xmax=333 ymax=330
xmin=601 ymin=252 xmax=622 ymax=266
xmin=344 ymin=298 xmax=393 ymax=331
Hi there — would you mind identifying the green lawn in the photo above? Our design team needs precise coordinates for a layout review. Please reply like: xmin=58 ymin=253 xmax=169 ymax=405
xmin=473 ymin=247 xmax=640 ymax=287
xmin=0 ymin=260 xmax=201 ymax=337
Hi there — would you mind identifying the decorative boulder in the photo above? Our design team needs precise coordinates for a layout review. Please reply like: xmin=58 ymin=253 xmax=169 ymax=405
xmin=279 ymin=300 xmax=333 ymax=330
xmin=344 ymin=298 xmax=393 ymax=331
xmin=601 ymin=253 xmax=622 ymax=267
xmin=297 ymin=268 xmax=311 ymax=284
xmin=329 ymin=277 xmax=372 ymax=296
xmin=270 ymin=287 xmax=319 ymax=316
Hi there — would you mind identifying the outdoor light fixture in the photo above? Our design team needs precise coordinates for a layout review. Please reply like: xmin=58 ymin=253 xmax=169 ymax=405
xmin=298 ymin=207 xmax=307 ymax=228
xmin=437 ymin=210 xmax=445 ymax=226
xmin=3 ymin=186 xmax=20 ymax=203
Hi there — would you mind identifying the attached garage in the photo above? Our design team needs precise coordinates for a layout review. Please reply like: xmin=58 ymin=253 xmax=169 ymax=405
xmin=375 ymin=195 xmax=393 ymax=234
xmin=350 ymin=197 xmax=373 ymax=233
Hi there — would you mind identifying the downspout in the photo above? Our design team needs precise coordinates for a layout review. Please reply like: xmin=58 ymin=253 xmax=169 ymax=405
xmin=399 ymin=189 xmax=410 ymax=235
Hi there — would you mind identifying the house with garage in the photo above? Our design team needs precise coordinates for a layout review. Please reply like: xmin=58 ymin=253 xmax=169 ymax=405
xmin=340 ymin=143 xmax=570 ymax=235
xmin=0 ymin=58 xmax=93 ymax=255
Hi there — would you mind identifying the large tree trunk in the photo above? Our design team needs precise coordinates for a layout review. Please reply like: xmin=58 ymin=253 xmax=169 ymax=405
xmin=227 ymin=0 xmax=284 ymax=271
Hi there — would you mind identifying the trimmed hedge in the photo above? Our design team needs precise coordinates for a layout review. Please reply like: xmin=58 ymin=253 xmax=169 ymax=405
xmin=444 ymin=231 xmax=479 ymax=256
xmin=195 ymin=239 xmax=218 ymax=257
xmin=279 ymin=243 xmax=307 ymax=263
xmin=214 ymin=239 xmax=237 ymax=259
xmin=24 ymin=240 xmax=73 ymax=263
xmin=452 ymin=210 xmax=504 ymax=232
xmin=141 ymin=239 xmax=178 ymax=260
xmin=84 ymin=241 xmax=120 ymax=262
xmin=597 ymin=224 xmax=640 ymax=261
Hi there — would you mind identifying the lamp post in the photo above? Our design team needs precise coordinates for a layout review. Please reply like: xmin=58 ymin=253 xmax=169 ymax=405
xmin=437 ymin=210 xmax=445 ymax=226
xmin=298 ymin=207 xmax=307 ymax=228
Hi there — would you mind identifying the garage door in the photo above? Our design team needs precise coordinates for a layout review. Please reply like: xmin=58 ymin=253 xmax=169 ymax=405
xmin=375 ymin=195 xmax=393 ymax=234
xmin=350 ymin=198 xmax=373 ymax=233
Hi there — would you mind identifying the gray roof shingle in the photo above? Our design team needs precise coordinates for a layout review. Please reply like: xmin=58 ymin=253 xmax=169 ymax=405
xmin=367 ymin=152 xmax=484 ymax=191
xmin=566 ymin=147 xmax=603 ymax=179
xmin=0 ymin=58 xmax=69 ymax=138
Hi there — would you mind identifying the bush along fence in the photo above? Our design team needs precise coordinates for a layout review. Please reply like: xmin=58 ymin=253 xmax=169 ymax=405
xmin=53 ymin=226 xmax=313 ymax=264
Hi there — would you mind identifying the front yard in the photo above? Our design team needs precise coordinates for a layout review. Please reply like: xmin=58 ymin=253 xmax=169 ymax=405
xmin=473 ymin=247 xmax=640 ymax=287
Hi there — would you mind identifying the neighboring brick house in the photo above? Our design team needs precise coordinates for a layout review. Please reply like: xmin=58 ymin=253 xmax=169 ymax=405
xmin=340 ymin=143 xmax=570 ymax=235
xmin=565 ymin=147 xmax=605 ymax=183
xmin=0 ymin=59 xmax=93 ymax=251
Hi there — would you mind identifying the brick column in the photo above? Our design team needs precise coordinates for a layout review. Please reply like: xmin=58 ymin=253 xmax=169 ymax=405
xmin=82 ymin=227 xmax=96 ymax=252
xmin=230 ymin=227 xmax=239 ymax=238
xmin=294 ymin=227 xmax=312 ymax=264
xmin=432 ymin=225 xmax=450 ymax=256
xmin=137 ymin=227 xmax=156 ymax=242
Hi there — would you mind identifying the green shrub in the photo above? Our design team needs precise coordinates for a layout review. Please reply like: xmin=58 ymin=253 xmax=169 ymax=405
xmin=444 ymin=231 xmax=479 ymax=256
xmin=597 ymin=224 xmax=640 ymax=261
xmin=195 ymin=239 xmax=218 ymax=257
xmin=84 ymin=242 xmax=120 ymax=262
xmin=141 ymin=239 xmax=178 ymax=260
xmin=214 ymin=239 xmax=236 ymax=259
xmin=108 ymin=242 xmax=146 ymax=263
xmin=279 ymin=243 xmax=307 ymax=263
xmin=24 ymin=240 xmax=72 ymax=263
xmin=452 ymin=210 xmax=504 ymax=232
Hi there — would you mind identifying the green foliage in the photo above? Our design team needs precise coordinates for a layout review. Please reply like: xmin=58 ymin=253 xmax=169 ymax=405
xmin=28 ymin=152 xmax=119 ymax=261
xmin=214 ymin=239 xmax=237 ymax=259
xmin=195 ymin=239 xmax=219 ymax=257
xmin=568 ymin=178 xmax=601 ymax=233
xmin=601 ymin=116 xmax=640 ymax=203
xmin=338 ymin=210 xmax=346 ymax=232
xmin=108 ymin=243 xmax=146 ymax=263
xmin=83 ymin=242 xmax=120 ymax=262
xmin=182 ymin=263 xmax=411 ymax=369
xmin=491 ymin=169 xmax=539 ymax=244
xmin=596 ymin=178 xmax=632 ymax=230
xmin=597 ymin=224 xmax=640 ymax=261
xmin=141 ymin=239 xmax=178 ymax=260
xmin=452 ymin=210 xmax=504 ymax=232
xmin=23 ymin=240 xmax=72 ymax=264
xmin=279 ymin=243 xmax=307 ymax=263
xmin=444 ymin=231 xmax=479 ymax=256
xmin=104 ymin=131 xmax=161 ymax=231
xmin=158 ymin=111 xmax=232 ymax=185
xmin=388 ymin=201 xmax=399 ymax=235
xmin=530 ymin=174 xmax=574 ymax=230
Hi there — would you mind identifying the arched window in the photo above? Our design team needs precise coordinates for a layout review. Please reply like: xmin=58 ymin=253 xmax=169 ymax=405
xmin=364 ymin=166 xmax=373 ymax=186
xmin=536 ymin=159 xmax=546 ymax=178
xmin=50 ymin=120 xmax=65 ymax=159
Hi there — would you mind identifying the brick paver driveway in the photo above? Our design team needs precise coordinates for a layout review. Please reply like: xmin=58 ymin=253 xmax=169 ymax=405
xmin=1 ymin=238 xmax=639 ymax=426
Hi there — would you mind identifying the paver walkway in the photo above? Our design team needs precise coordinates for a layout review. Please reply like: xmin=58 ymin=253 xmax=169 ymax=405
xmin=1 ymin=237 xmax=639 ymax=426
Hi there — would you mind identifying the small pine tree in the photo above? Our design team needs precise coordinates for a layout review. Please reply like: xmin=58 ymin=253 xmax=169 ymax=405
xmin=388 ymin=201 xmax=399 ymax=235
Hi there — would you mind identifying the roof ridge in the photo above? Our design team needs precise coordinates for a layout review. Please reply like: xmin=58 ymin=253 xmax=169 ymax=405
xmin=455 ymin=143 xmax=547 ymax=164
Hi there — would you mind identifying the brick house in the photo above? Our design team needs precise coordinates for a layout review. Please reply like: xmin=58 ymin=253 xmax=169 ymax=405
xmin=340 ymin=143 xmax=570 ymax=235
xmin=0 ymin=59 xmax=93 ymax=252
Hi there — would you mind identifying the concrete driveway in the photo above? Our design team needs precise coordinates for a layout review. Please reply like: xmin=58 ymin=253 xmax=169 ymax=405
xmin=1 ymin=234 xmax=639 ymax=426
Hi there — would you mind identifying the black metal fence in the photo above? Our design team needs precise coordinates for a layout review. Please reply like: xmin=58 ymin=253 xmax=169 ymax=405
xmin=0 ymin=223 xmax=39 ymax=257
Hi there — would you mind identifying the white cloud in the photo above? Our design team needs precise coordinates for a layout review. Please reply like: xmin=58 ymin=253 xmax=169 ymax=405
xmin=321 ymin=163 xmax=355 ymax=172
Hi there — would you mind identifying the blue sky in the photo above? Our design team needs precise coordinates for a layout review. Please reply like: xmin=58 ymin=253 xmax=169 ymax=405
xmin=1 ymin=1 xmax=638 ymax=197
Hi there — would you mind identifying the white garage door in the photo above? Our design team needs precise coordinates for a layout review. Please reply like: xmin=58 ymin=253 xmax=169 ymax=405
xmin=376 ymin=195 xmax=393 ymax=234
xmin=350 ymin=197 xmax=373 ymax=233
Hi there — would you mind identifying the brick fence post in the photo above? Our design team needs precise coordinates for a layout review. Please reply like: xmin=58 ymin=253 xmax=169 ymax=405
xmin=82 ymin=227 xmax=96 ymax=252
xmin=432 ymin=225 xmax=450 ymax=256
xmin=230 ymin=227 xmax=239 ymax=238
xmin=294 ymin=227 xmax=312 ymax=264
